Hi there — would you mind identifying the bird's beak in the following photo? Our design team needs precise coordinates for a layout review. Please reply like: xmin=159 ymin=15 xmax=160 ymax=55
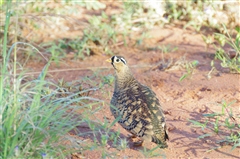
xmin=106 ymin=58 xmax=112 ymax=63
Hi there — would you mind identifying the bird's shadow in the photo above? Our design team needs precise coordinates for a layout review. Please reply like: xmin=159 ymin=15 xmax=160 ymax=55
xmin=69 ymin=119 xmax=166 ymax=157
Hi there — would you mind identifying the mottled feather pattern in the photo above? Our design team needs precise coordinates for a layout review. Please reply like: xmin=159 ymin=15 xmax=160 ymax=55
xmin=110 ymin=81 xmax=168 ymax=147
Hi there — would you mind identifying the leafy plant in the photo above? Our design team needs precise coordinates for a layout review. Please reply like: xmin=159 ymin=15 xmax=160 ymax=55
xmin=189 ymin=100 xmax=240 ymax=150
xmin=213 ymin=26 xmax=240 ymax=73
xmin=205 ymin=25 xmax=240 ymax=77
xmin=179 ymin=60 xmax=199 ymax=82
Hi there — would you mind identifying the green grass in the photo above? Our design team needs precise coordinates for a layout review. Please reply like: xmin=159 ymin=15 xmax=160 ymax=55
xmin=0 ymin=22 xmax=100 ymax=157
xmin=189 ymin=100 xmax=240 ymax=150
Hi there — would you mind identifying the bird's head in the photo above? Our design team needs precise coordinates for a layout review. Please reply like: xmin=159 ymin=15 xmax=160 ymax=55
xmin=107 ymin=55 xmax=135 ymax=88
xmin=106 ymin=56 xmax=128 ymax=73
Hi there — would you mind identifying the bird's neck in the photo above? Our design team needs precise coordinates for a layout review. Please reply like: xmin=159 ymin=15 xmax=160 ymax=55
xmin=114 ymin=68 xmax=136 ymax=91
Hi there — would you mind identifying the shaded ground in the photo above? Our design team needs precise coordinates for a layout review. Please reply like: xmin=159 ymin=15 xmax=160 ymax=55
xmin=25 ymin=26 xmax=240 ymax=158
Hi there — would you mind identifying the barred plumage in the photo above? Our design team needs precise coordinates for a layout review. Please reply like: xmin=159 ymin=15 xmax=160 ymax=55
xmin=107 ymin=56 xmax=169 ymax=148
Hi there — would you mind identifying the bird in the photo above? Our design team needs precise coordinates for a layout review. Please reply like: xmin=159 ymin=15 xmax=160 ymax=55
xmin=106 ymin=55 xmax=169 ymax=148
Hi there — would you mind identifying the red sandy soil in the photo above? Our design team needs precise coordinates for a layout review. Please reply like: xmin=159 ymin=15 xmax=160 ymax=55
xmin=25 ymin=26 xmax=240 ymax=158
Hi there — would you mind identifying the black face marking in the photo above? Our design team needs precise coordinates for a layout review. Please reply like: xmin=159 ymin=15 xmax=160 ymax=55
xmin=111 ymin=56 xmax=116 ymax=64
xmin=111 ymin=56 xmax=116 ymax=68
xmin=111 ymin=56 xmax=127 ymax=66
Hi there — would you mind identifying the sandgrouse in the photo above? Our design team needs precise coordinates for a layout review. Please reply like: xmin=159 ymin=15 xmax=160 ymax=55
xmin=107 ymin=56 xmax=169 ymax=148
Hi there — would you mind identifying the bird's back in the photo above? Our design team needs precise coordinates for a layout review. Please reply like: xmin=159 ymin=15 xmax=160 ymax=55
xmin=110 ymin=81 xmax=168 ymax=148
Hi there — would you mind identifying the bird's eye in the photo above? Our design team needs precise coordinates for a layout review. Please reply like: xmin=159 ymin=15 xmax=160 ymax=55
xmin=116 ymin=59 xmax=120 ymax=62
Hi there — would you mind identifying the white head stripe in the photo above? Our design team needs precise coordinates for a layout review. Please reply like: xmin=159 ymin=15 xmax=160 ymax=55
xmin=120 ymin=58 xmax=126 ymax=64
